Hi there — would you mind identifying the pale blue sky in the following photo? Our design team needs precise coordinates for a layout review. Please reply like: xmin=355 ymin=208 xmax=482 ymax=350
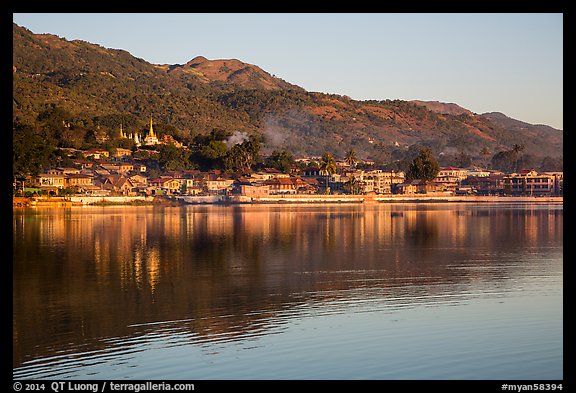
xmin=13 ymin=13 xmax=563 ymax=129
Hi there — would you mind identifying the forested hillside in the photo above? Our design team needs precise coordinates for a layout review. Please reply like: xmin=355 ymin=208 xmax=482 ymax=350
xmin=13 ymin=23 xmax=563 ymax=173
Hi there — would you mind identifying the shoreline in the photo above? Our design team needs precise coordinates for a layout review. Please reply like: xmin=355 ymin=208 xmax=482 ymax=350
xmin=13 ymin=194 xmax=563 ymax=207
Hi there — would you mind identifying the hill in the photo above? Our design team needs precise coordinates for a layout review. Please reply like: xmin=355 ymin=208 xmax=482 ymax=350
xmin=158 ymin=55 xmax=303 ymax=91
xmin=409 ymin=100 xmax=473 ymax=116
xmin=12 ymin=23 xmax=563 ymax=166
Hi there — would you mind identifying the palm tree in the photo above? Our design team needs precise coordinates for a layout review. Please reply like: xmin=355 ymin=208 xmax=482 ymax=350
xmin=512 ymin=144 xmax=524 ymax=153
xmin=346 ymin=174 xmax=358 ymax=195
xmin=320 ymin=152 xmax=337 ymax=194
xmin=344 ymin=149 xmax=357 ymax=168
xmin=512 ymin=144 xmax=525 ymax=172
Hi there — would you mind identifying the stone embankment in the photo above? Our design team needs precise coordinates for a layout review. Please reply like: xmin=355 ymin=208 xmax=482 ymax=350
xmin=174 ymin=194 xmax=563 ymax=204
xmin=14 ymin=194 xmax=563 ymax=207
xmin=13 ymin=196 xmax=154 ymax=206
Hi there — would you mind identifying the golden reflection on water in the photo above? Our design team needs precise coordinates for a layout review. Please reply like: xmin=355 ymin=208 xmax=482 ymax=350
xmin=13 ymin=204 xmax=562 ymax=371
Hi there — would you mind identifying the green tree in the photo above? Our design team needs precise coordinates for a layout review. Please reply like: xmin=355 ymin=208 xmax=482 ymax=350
xmin=190 ymin=128 xmax=237 ymax=170
xmin=406 ymin=148 xmax=440 ymax=181
xmin=158 ymin=144 xmax=196 ymax=171
xmin=265 ymin=149 xmax=294 ymax=173
xmin=13 ymin=123 xmax=56 ymax=178
xmin=37 ymin=104 xmax=72 ymax=129
xmin=224 ymin=144 xmax=249 ymax=172
xmin=199 ymin=140 xmax=228 ymax=168
xmin=223 ymin=135 xmax=262 ymax=173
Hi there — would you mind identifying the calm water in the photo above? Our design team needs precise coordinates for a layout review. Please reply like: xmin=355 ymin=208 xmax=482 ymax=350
xmin=13 ymin=203 xmax=563 ymax=380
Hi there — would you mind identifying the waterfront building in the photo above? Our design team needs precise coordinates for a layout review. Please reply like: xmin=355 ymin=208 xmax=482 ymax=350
xmin=394 ymin=179 xmax=444 ymax=195
xmin=65 ymin=174 xmax=95 ymax=193
xmin=362 ymin=170 xmax=405 ymax=194
xmin=465 ymin=167 xmax=491 ymax=177
xmin=263 ymin=177 xmax=297 ymax=194
xmin=203 ymin=174 xmax=236 ymax=195
xmin=461 ymin=174 xmax=505 ymax=195
xmin=241 ymin=184 xmax=271 ymax=198
xmin=149 ymin=177 xmax=183 ymax=194
xmin=101 ymin=175 xmax=136 ymax=196
xmin=503 ymin=170 xmax=560 ymax=196
xmin=338 ymin=169 xmax=404 ymax=194
xmin=437 ymin=167 xmax=468 ymax=183
xmin=35 ymin=173 xmax=66 ymax=189
xmin=250 ymin=168 xmax=291 ymax=182
xmin=262 ymin=176 xmax=316 ymax=195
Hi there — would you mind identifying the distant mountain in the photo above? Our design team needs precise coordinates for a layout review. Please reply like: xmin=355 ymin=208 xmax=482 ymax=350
xmin=481 ymin=111 xmax=561 ymax=136
xmin=12 ymin=23 xmax=562 ymax=163
xmin=479 ymin=112 xmax=563 ymax=157
xmin=410 ymin=100 xmax=473 ymax=116
xmin=158 ymin=56 xmax=303 ymax=91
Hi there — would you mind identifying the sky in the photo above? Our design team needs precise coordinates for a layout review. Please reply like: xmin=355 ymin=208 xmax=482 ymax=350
xmin=12 ymin=13 xmax=563 ymax=130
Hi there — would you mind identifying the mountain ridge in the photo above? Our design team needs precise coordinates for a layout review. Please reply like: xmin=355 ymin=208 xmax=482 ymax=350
xmin=12 ymin=23 xmax=562 ymax=164
xmin=409 ymin=100 xmax=474 ymax=117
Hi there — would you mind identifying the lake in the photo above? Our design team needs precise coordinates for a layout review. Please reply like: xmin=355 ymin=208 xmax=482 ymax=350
xmin=12 ymin=203 xmax=563 ymax=380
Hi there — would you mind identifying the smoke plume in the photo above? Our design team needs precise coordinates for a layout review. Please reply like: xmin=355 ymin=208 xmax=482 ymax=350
xmin=225 ymin=131 xmax=250 ymax=148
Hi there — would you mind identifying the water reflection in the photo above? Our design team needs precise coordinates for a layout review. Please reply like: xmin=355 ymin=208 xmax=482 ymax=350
xmin=13 ymin=204 xmax=563 ymax=378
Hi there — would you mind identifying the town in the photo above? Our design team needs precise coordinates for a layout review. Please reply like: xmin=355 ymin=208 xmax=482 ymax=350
xmin=14 ymin=154 xmax=564 ymax=205
xmin=13 ymin=119 xmax=563 ymax=206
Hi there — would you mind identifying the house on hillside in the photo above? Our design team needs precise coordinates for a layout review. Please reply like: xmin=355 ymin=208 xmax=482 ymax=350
xmin=46 ymin=167 xmax=81 ymax=176
xmin=99 ymin=163 xmax=121 ymax=173
xmin=117 ymin=163 xmax=134 ymax=173
xmin=161 ymin=134 xmax=184 ymax=148
xmin=113 ymin=147 xmax=133 ymax=159
xmin=84 ymin=148 xmax=109 ymax=159
xmin=132 ymin=163 xmax=147 ymax=173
